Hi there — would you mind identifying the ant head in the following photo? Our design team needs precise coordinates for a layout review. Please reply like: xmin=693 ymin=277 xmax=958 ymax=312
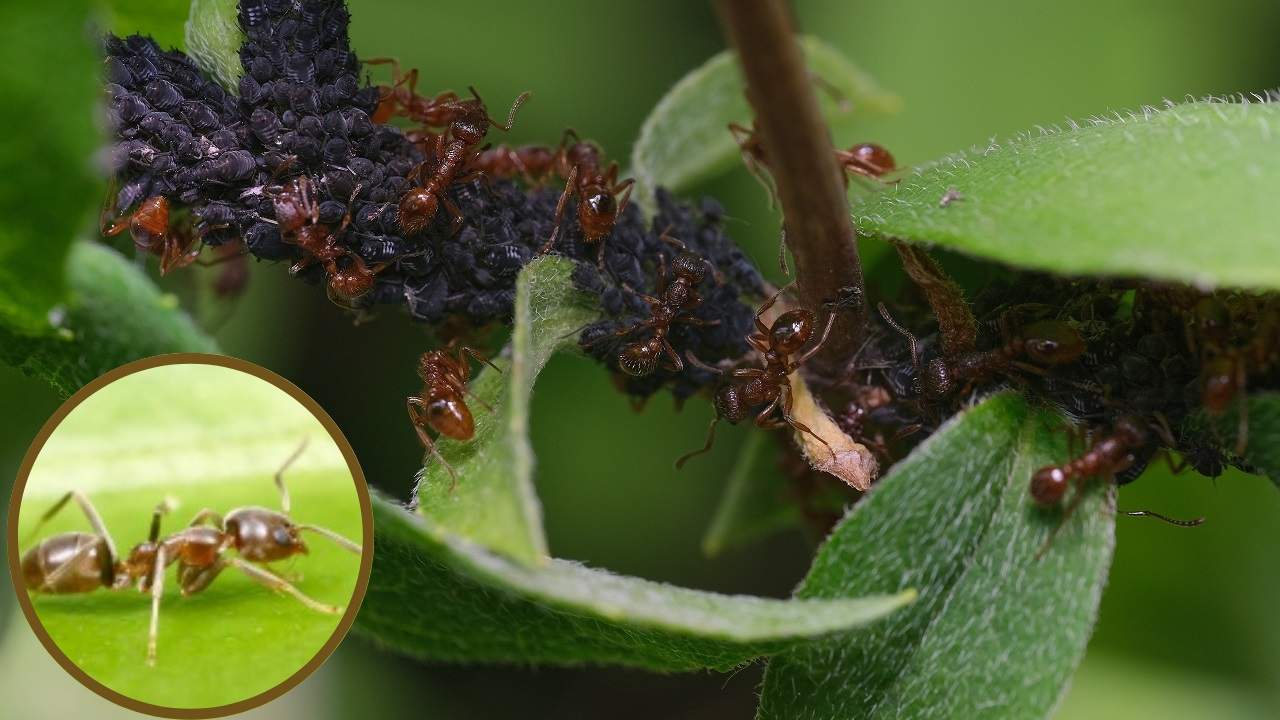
xmin=619 ymin=339 xmax=662 ymax=377
xmin=671 ymin=253 xmax=709 ymax=284
xmin=1021 ymin=321 xmax=1085 ymax=365
xmin=270 ymin=522 xmax=308 ymax=556
xmin=714 ymin=383 xmax=748 ymax=424
xmin=583 ymin=189 xmax=617 ymax=217
xmin=770 ymin=310 xmax=814 ymax=354
xmin=398 ymin=188 xmax=439 ymax=234
xmin=1030 ymin=466 xmax=1068 ymax=506
xmin=452 ymin=115 xmax=488 ymax=146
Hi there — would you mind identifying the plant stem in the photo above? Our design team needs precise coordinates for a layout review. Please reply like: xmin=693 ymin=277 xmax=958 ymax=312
xmin=713 ymin=0 xmax=866 ymax=369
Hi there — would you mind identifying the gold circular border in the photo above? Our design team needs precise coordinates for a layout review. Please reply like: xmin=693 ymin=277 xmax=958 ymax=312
xmin=6 ymin=353 xmax=375 ymax=719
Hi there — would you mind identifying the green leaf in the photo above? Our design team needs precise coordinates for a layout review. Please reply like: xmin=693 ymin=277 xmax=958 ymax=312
xmin=413 ymin=258 xmax=597 ymax=566
xmin=855 ymin=100 xmax=1280 ymax=290
xmin=1193 ymin=393 xmax=1280 ymax=489
xmin=108 ymin=0 xmax=191 ymax=50
xmin=16 ymin=364 xmax=363 ymax=709
xmin=701 ymin=432 xmax=800 ymax=557
xmin=184 ymin=0 xmax=244 ymax=92
xmin=0 ymin=1 xmax=102 ymax=335
xmin=630 ymin=36 xmax=899 ymax=211
xmin=759 ymin=393 xmax=1116 ymax=719
xmin=356 ymin=494 xmax=914 ymax=671
xmin=0 ymin=243 xmax=219 ymax=398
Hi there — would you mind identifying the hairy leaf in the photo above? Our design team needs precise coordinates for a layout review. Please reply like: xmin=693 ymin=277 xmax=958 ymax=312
xmin=0 ymin=1 xmax=101 ymax=335
xmin=357 ymin=495 xmax=913 ymax=671
xmin=1193 ymin=393 xmax=1280 ymax=489
xmin=14 ymin=364 xmax=363 ymax=709
xmin=630 ymin=36 xmax=898 ymax=212
xmin=412 ymin=258 xmax=597 ymax=566
xmin=856 ymin=99 xmax=1280 ymax=290
xmin=759 ymin=393 xmax=1116 ymax=719
xmin=184 ymin=0 xmax=244 ymax=92
xmin=0 ymin=243 xmax=219 ymax=398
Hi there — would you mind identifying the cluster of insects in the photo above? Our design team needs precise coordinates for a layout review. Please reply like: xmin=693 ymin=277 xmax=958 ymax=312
xmin=19 ymin=442 xmax=361 ymax=665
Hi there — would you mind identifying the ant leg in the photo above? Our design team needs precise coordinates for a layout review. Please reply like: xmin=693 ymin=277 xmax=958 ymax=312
xmin=656 ymin=225 xmax=686 ymax=252
xmin=538 ymin=166 xmax=577 ymax=255
xmin=794 ymin=312 xmax=838 ymax=366
xmin=675 ymin=316 xmax=721 ymax=327
xmin=178 ymin=559 xmax=225 ymax=597
xmin=1120 ymin=510 xmax=1205 ymax=527
xmin=459 ymin=345 xmax=502 ymax=373
xmin=226 ymin=557 xmax=341 ymax=614
xmin=296 ymin=524 xmax=363 ymax=554
xmin=659 ymin=337 xmax=684 ymax=372
xmin=20 ymin=491 xmax=118 ymax=562
xmin=781 ymin=385 xmax=837 ymax=462
xmin=274 ymin=439 xmax=309 ymax=516
xmin=613 ymin=178 xmax=635 ymax=216
xmin=408 ymin=397 xmax=459 ymax=490
xmin=778 ymin=227 xmax=790 ymax=277
xmin=187 ymin=509 xmax=225 ymax=530
xmin=146 ymin=544 xmax=167 ymax=666
xmin=685 ymin=350 xmax=724 ymax=374
xmin=675 ymin=417 xmax=720 ymax=469
xmin=754 ymin=284 xmax=793 ymax=334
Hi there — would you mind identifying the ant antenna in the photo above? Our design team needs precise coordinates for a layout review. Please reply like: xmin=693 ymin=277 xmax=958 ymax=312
xmin=275 ymin=438 xmax=309 ymax=515
xmin=877 ymin=302 xmax=920 ymax=370
xmin=675 ymin=417 xmax=720 ymax=469
xmin=1122 ymin=510 xmax=1205 ymax=527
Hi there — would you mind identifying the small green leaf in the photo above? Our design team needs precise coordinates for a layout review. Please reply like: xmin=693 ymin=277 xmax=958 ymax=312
xmin=1192 ymin=393 xmax=1280 ymax=489
xmin=0 ymin=1 xmax=102 ymax=334
xmin=108 ymin=0 xmax=191 ymax=50
xmin=856 ymin=100 xmax=1280 ymax=290
xmin=413 ymin=258 xmax=597 ymax=566
xmin=184 ymin=0 xmax=244 ymax=92
xmin=760 ymin=393 xmax=1116 ymax=719
xmin=16 ymin=364 xmax=363 ymax=709
xmin=0 ymin=243 xmax=219 ymax=398
xmin=701 ymin=432 xmax=800 ymax=557
xmin=357 ymin=495 xmax=914 ymax=671
xmin=630 ymin=36 xmax=899 ymax=211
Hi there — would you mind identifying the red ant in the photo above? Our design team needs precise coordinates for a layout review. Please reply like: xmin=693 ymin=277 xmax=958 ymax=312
xmin=677 ymin=287 xmax=836 ymax=468
xmin=834 ymin=142 xmax=897 ymax=184
xmin=20 ymin=442 xmax=360 ymax=665
xmin=1030 ymin=416 xmax=1203 ymax=556
xmin=407 ymin=343 xmax=501 ymax=489
xmin=591 ymin=231 xmax=718 ymax=377
xmin=101 ymin=195 xmax=200 ymax=275
xmin=878 ymin=303 xmax=1086 ymax=401
xmin=398 ymin=87 xmax=529 ymax=235
xmin=364 ymin=58 xmax=462 ymax=127
xmin=272 ymin=175 xmax=383 ymax=303
xmin=1191 ymin=295 xmax=1280 ymax=455
xmin=537 ymin=130 xmax=635 ymax=269
xmin=469 ymin=144 xmax=559 ymax=186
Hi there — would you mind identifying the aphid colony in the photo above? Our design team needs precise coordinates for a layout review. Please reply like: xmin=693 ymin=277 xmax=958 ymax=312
xmin=96 ymin=0 xmax=1276 ymax=536
xmin=19 ymin=442 xmax=360 ymax=665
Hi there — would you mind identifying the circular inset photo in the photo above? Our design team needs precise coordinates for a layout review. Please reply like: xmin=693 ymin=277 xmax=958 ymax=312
xmin=7 ymin=356 xmax=372 ymax=717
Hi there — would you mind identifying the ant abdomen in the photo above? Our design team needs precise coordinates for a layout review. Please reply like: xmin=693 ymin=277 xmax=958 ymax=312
xmin=619 ymin=340 xmax=663 ymax=377
xmin=714 ymin=383 xmax=749 ymax=424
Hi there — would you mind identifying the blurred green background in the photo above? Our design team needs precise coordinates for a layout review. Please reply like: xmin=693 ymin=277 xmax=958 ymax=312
xmin=2 ymin=0 xmax=1278 ymax=717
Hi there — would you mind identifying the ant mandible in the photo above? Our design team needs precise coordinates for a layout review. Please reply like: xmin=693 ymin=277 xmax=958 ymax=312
xmin=677 ymin=287 xmax=836 ymax=467
xmin=538 ymin=130 xmax=635 ymax=269
xmin=407 ymin=342 xmax=501 ymax=489
xmin=878 ymin=303 xmax=1086 ymax=402
xmin=1030 ymin=416 xmax=1203 ymax=556
xmin=398 ymin=87 xmax=529 ymax=236
xmin=101 ymin=195 xmax=200 ymax=275
xmin=590 ymin=230 xmax=719 ymax=377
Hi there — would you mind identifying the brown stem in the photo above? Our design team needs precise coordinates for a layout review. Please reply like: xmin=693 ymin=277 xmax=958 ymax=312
xmin=714 ymin=0 xmax=866 ymax=370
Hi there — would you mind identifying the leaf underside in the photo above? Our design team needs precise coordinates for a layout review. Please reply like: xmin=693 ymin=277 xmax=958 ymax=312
xmin=184 ymin=0 xmax=245 ymax=92
xmin=857 ymin=100 xmax=1280 ymax=290
xmin=357 ymin=495 xmax=913 ymax=672
xmin=759 ymin=393 xmax=1116 ymax=719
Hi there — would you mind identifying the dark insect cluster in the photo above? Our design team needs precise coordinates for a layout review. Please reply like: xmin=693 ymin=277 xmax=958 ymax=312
xmin=99 ymin=0 xmax=764 ymax=401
